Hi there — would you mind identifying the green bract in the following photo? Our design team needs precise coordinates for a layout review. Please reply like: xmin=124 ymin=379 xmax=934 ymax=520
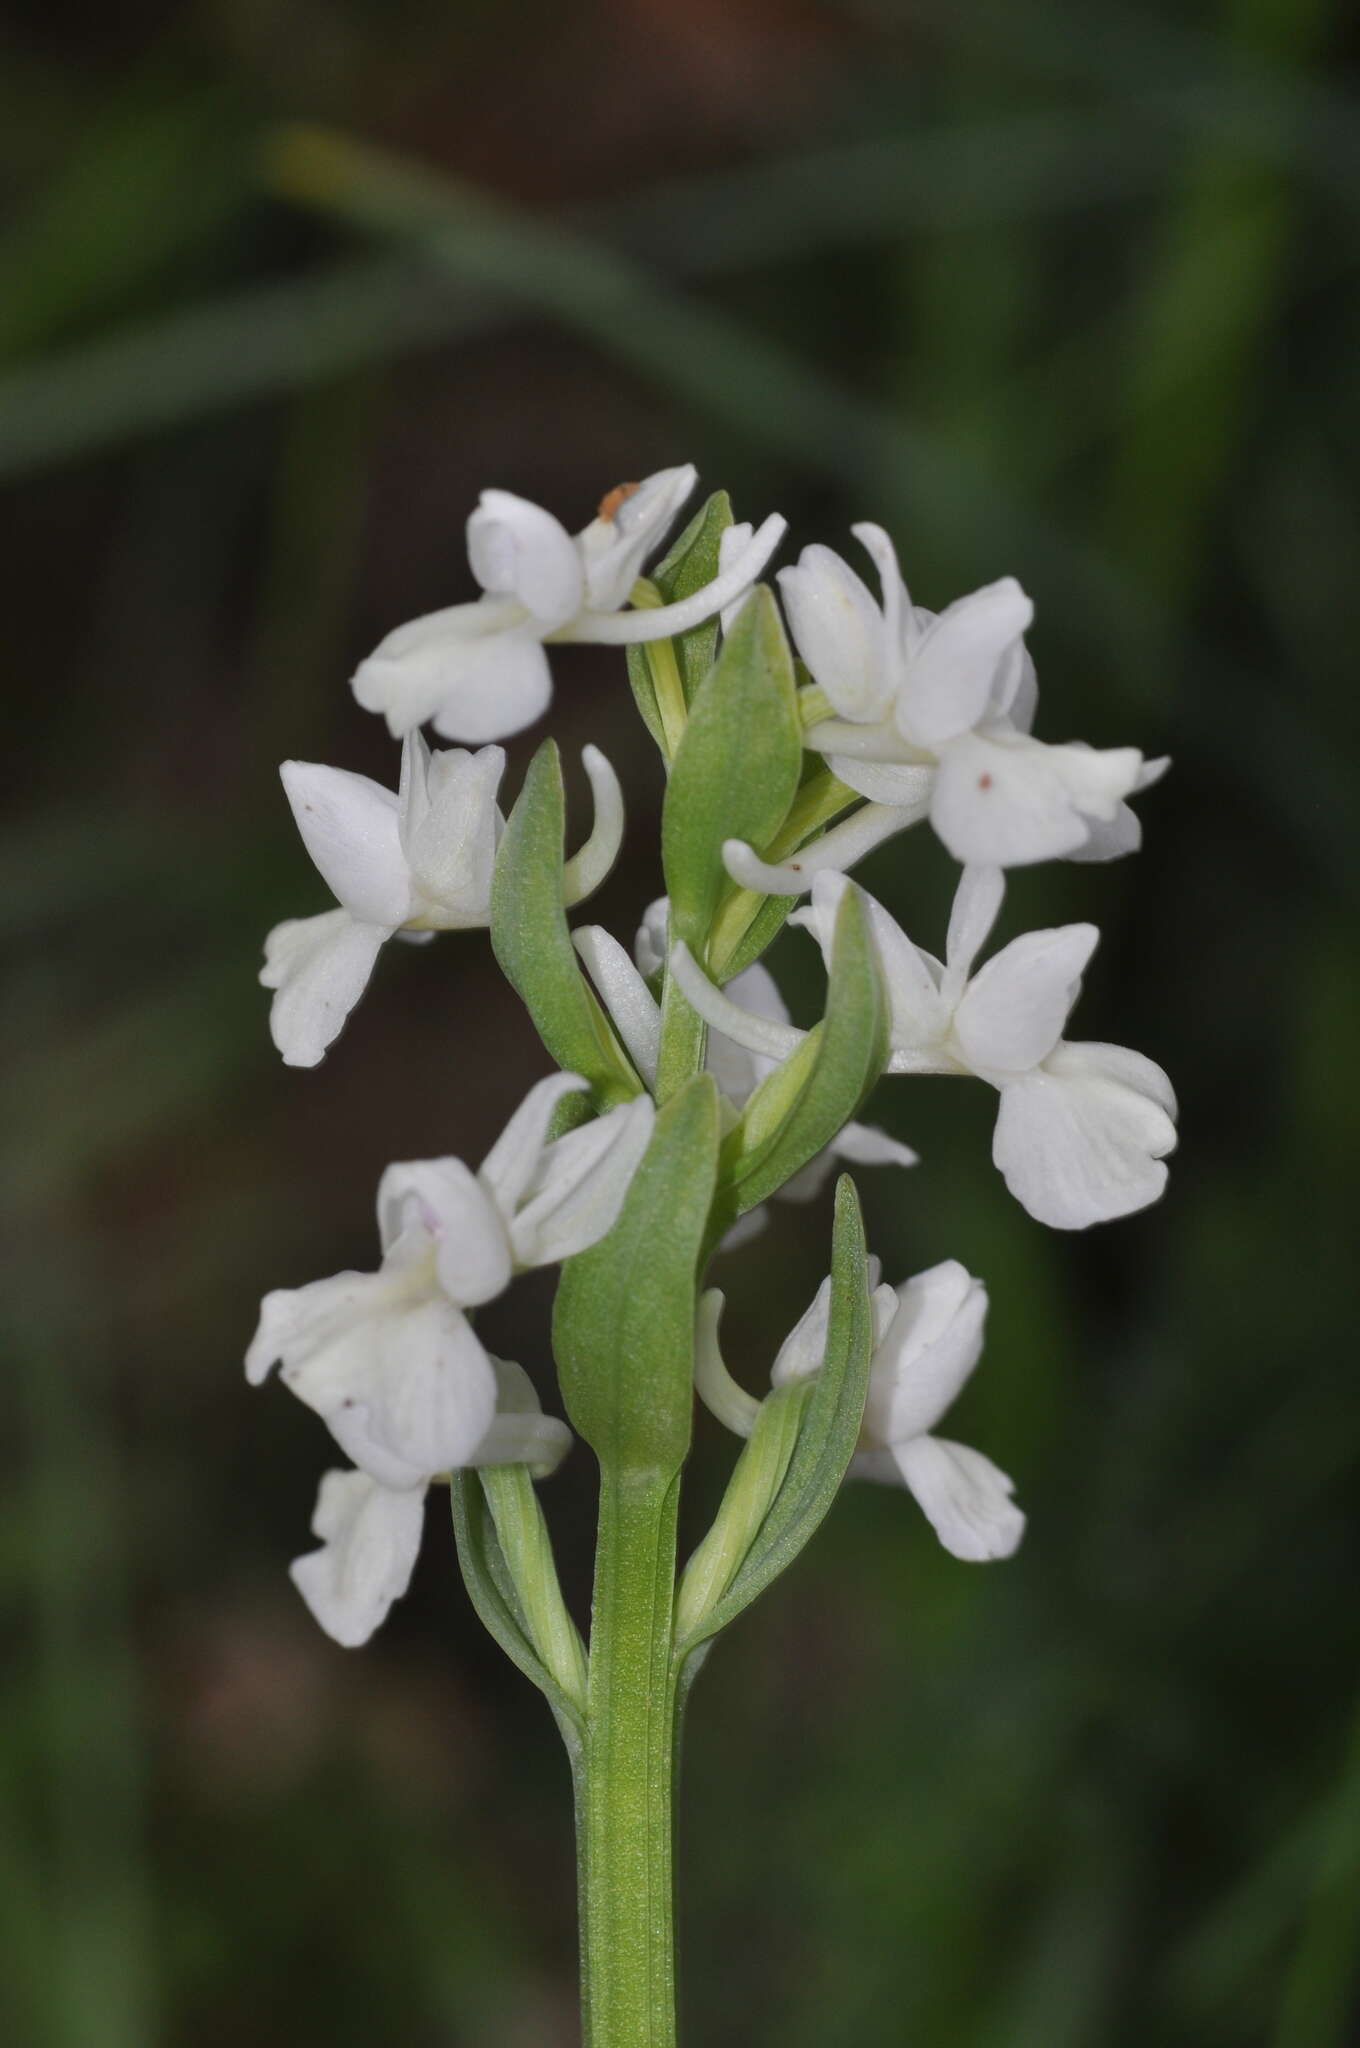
xmin=709 ymin=885 xmax=888 ymax=1240
xmin=676 ymin=1176 xmax=875 ymax=1656
xmin=661 ymin=585 xmax=802 ymax=958
xmin=491 ymin=738 xmax=639 ymax=1107
xmin=449 ymin=1471 xmax=587 ymax=1735
xmin=553 ymin=1072 xmax=720 ymax=1476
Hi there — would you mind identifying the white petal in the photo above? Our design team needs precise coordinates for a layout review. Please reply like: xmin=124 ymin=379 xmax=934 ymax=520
xmin=290 ymin=1471 xmax=425 ymax=1648
xmin=561 ymin=515 xmax=786 ymax=644
xmin=718 ymin=520 xmax=755 ymax=632
xmin=769 ymin=1275 xmax=833 ymax=1387
xmin=428 ymin=627 xmax=554 ymax=745
xmin=478 ymin=1073 xmax=593 ymax=1216
xmin=721 ymin=798 xmax=926 ymax=898
xmin=997 ymin=647 xmax=1038 ymax=732
xmin=943 ymin=863 xmax=1005 ymax=998
xmin=1050 ymin=1038 xmax=1177 ymax=1119
xmin=510 ymin=1094 xmax=655 ymax=1267
xmin=862 ymin=1260 xmax=988 ymax=1445
xmin=573 ymin=927 xmax=661 ymax=1087
xmin=1066 ymin=755 xmax=1169 ymax=863
xmin=320 ymin=1297 xmax=499 ymax=1485
xmin=256 ymin=1259 xmax=499 ymax=1488
xmin=351 ymin=596 xmax=527 ymax=738
xmin=809 ymin=717 xmax=925 ymax=763
xmin=280 ymin=761 xmax=410 ymax=927
xmin=397 ymin=727 xmax=434 ymax=843
xmin=468 ymin=1357 xmax=573 ymax=1477
xmin=991 ymin=1042 xmax=1177 ymax=1229
xmin=703 ymin=960 xmax=791 ymax=1103
xmin=467 ymin=488 xmax=584 ymax=627
xmin=776 ymin=1120 xmax=918 ymax=1203
xmin=778 ymin=544 xmax=893 ymax=721
xmin=260 ymin=910 xmax=388 ymax=1068
xmin=562 ymin=745 xmax=625 ymax=906
xmin=851 ymin=523 xmax=919 ymax=667
xmin=247 ymin=1264 xmax=400 ymax=1387
xmin=824 ymin=755 xmax=936 ymax=808
xmin=899 ymin=578 xmax=1034 ymax=749
xmin=578 ymin=465 xmax=696 ymax=612
xmin=668 ymin=942 xmax=806 ymax=1066
xmin=831 ymin=1121 xmax=920 ymax=1172
xmin=401 ymin=743 xmax=505 ymax=925
xmin=693 ymin=1290 xmax=761 ymax=1436
xmin=953 ymin=923 xmax=1098 ymax=1077
xmin=893 ymin=1435 xmax=1025 ymax=1561
xmin=932 ymin=730 xmax=1145 ymax=868
xmin=1067 ymin=801 xmax=1142 ymax=863
xmin=377 ymin=1158 xmax=513 ymax=1306
xmin=634 ymin=897 xmax=669 ymax=979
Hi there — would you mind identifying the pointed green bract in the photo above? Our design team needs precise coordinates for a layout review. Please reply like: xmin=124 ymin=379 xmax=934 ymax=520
xmin=553 ymin=1074 xmax=720 ymax=1476
xmin=676 ymin=1176 xmax=874 ymax=1657
xmin=491 ymin=738 xmax=639 ymax=1107
xmin=661 ymin=586 xmax=802 ymax=957
xmin=709 ymin=886 xmax=887 ymax=1239
xmin=449 ymin=1475 xmax=585 ymax=1737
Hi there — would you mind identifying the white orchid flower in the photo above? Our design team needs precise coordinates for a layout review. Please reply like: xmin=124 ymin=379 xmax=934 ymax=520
xmin=697 ymin=1258 xmax=1022 ymax=1561
xmin=351 ymin=467 xmax=787 ymax=743
xmin=246 ymin=1073 xmax=652 ymax=1487
xmin=669 ymin=868 xmax=1176 ymax=1230
xmin=775 ymin=523 xmax=1166 ymax=869
xmin=261 ymin=732 xmax=623 ymax=1068
xmin=569 ymin=899 xmax=916 ymax=1235
xmin=290 ymin=1361 xmax=571 ymax=1648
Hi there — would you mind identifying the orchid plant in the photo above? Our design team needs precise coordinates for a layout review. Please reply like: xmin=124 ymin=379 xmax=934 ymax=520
xmin=248 ymin=469 xmax=1176 ymax=2044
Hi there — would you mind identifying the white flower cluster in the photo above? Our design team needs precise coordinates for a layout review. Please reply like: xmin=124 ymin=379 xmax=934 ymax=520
xmin=250 ymin=463 xmax=1177 ymax=1643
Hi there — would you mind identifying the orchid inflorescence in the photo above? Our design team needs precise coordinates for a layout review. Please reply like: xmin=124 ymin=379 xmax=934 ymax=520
xmin=246 ymin=465 xmax=1175 ymax=2034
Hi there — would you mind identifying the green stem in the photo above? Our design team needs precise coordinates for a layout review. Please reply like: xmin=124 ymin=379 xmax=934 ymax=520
xmin=579 ymin=1470 xmax=682 ymax=2047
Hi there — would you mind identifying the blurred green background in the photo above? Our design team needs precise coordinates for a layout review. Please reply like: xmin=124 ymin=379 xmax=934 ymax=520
xmin=3 ymin=0 xmax=1358 ymax=2042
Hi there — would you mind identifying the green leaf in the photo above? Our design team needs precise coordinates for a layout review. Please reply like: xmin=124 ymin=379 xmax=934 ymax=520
xmin=449 ymin=1475 xmax=585 ymax=1739
xmin=625 ymin=489 xmax=733 ymax=745
xmin=708 ymin=886 xmax=888 ymax=1238
xmin=661 ymin=586 xmax=802 ymax=956
xmin=491 ymin=739 xmax=638 ymax=1107
xmin=553 ymin=1074 xmax=720 ymax=1476
xmin=675 ymin=1176 xmax=874 ymax=1657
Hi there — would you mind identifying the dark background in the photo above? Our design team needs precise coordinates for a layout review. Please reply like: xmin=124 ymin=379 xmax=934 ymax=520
xmin=3 ymin=1 xmax=1358 ymax=2043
